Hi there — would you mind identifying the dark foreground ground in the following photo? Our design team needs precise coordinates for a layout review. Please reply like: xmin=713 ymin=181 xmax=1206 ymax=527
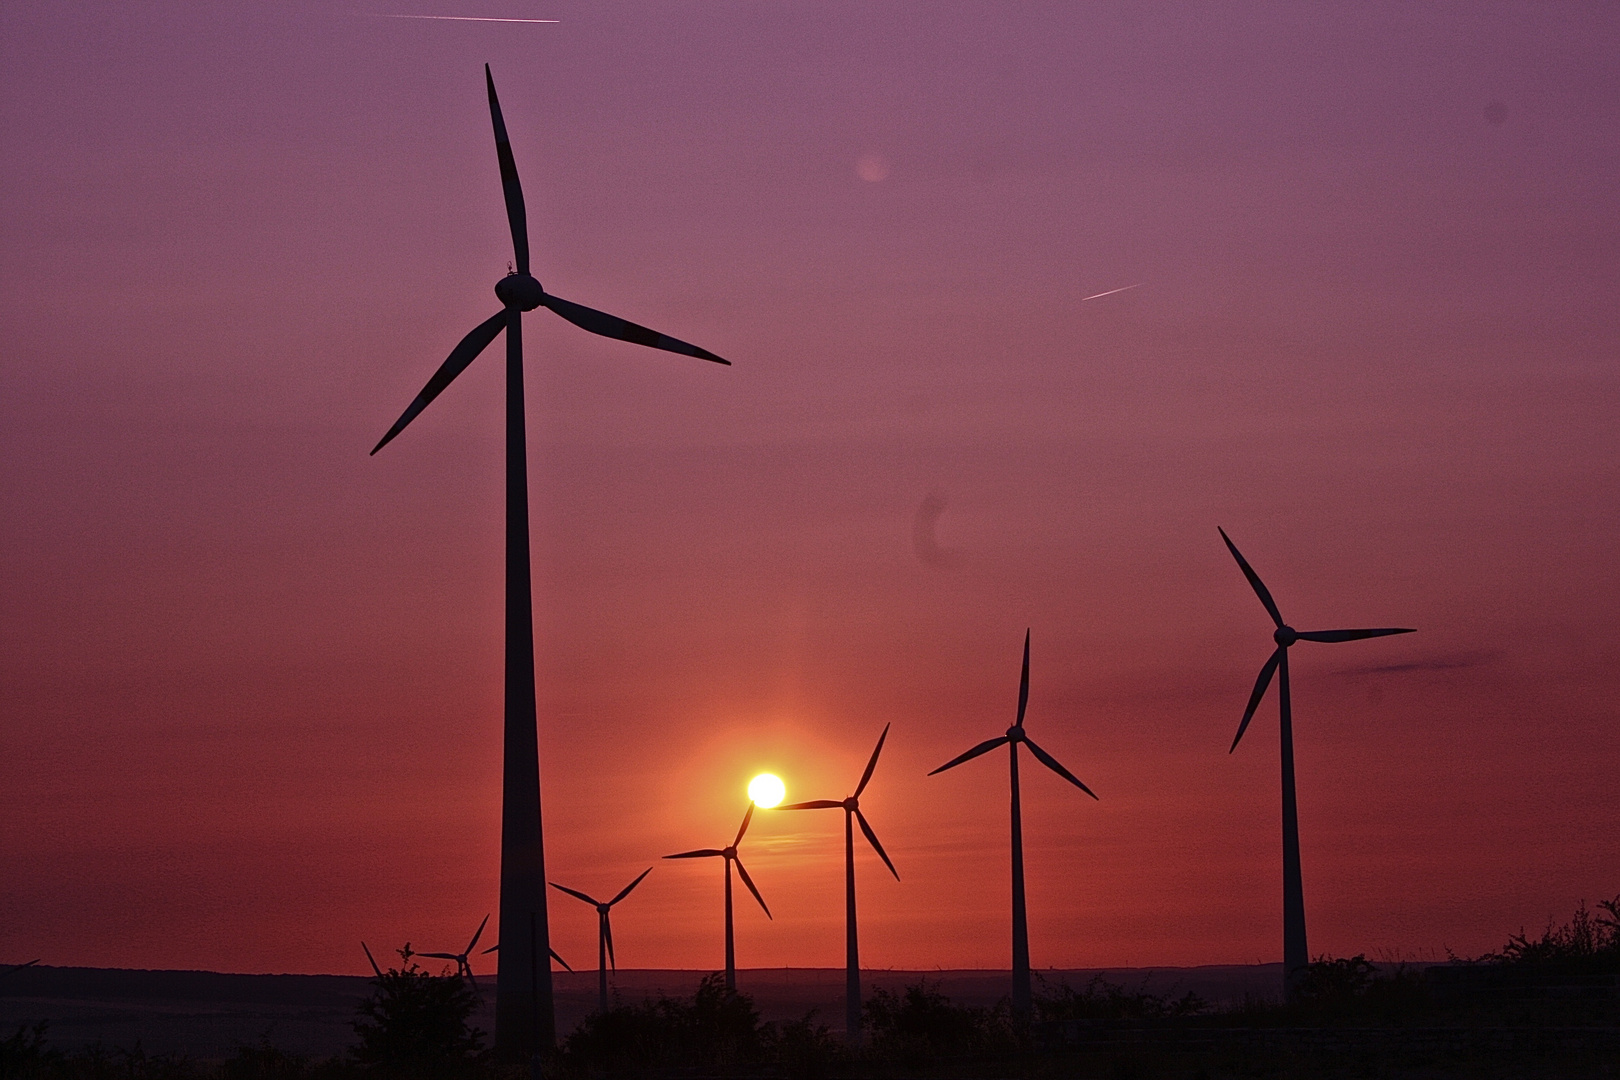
xmin=0 ymin=964 xmax=1281 ymax=1057
xmin=3 ymin=963 xmax=1617 ymax=1079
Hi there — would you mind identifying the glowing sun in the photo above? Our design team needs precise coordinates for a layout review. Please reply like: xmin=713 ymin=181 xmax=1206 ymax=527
xmin=748 ymin=773 xmax=785 ymax=808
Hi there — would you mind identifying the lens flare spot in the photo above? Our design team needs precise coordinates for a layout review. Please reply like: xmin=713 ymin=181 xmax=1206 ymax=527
xmin=748 ymin=773 xmax=785 ymax=808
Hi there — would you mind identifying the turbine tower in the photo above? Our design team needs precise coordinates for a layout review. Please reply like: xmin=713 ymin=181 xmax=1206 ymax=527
xmin=928 ymin=630 xmax=1096 ymax=1017
xmin=1218 ymin=527 xmax=1414 ymax=999
xmin=419 ymin=914 xmax=491 ymax=989
xmin=551 ymin=868 xmax=653 ymax=1013
xmin=370 ymin=67 xmax=729 ymax=1060
xmin=777 ymin=724 xmax=899 ymax=1047
xmin=664 ymin=804 xmax=771 ymax=990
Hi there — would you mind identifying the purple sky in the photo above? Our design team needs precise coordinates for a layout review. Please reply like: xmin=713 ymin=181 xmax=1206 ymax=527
xmin=3 ymin=1 xmax=1617 ymax=976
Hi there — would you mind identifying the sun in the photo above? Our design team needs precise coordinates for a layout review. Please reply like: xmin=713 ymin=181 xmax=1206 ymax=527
xmin=747 ymin=773 xmax=785 ymax=809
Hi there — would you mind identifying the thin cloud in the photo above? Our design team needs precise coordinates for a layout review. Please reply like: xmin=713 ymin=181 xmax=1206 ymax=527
xmin=1331 ymin=650 xmax=1502 ymax=678
xmin=374 ymin=14 xmax=560 ymax=23
xmin=1081 ymin=283 xmax=1144 ymax=302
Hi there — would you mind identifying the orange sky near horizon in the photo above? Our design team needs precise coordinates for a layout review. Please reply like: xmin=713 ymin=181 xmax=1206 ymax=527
xmin=2 ymin=0 xmax=1618 ymax=977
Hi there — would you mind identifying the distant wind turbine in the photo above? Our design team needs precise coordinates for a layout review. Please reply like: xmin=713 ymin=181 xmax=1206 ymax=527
xmin=368 ymin=64 xmax=729 ymax=1060
xmin=480 ymin=941 xmax=572 ymax=971
xmin=0 ymin=959 xmax=41 ymax=981
xmin=419 ymin=914 xmax=491 ymax=990
xmin=1218 ymin=527 xmax=1414 ymax=999
xmin=777 ymin=724 xmax=899 ymax=1047
xmin=665 ymin=804 xmax=772 ymax=990
xmin=928 ymin=630 xmax=1096 ymax=1017
xmin=551 ymin=868 xmax=653 ymax=1012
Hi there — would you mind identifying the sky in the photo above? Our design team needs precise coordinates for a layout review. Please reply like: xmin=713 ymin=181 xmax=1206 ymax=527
xmin=2 ymin=0 xmax=1618 ymax=978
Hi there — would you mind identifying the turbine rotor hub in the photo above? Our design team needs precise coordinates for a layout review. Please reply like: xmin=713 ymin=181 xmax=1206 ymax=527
xmin=1005 ymin=726 xmax=1024 ymax=742
xmin=1274 ymin=625 xmax=1298 ymax=647
xmin=494 ymin=272 xmax=545 ymax=311
xmin=597 ymin=904 xmax=610 ymax=915
xmin=842 ymin=797 xmax=858 ymax=811
xmin=723 ymin=846 xmax=737 ymax=860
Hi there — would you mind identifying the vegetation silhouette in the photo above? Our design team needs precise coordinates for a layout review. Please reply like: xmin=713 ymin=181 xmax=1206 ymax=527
xmin=5 ymin=897 xmax=1616 ymax=1078
xmin=350 ymin=947 xmax=485 ymax=1076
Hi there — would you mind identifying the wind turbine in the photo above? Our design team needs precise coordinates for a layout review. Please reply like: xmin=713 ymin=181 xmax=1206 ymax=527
xmin=1218 ymin=527 xmax=1413 ymax=999
xmin=665 ymin=804 xmax=772 ymax=990
xmin=419 ymin=914 xmax=491 ymax=990
xmin=777 ymin=724 xmax=899 ymax=1047
xmin=551 ymin=868 xmax=653 ymax=1012
xmin=928 ymin=630 xmax=1096 ymax=1017
xmin=369 ymin=66 xmax=729 ymax=1060
xmin=480 ymin=941 xmax=574 ymax=971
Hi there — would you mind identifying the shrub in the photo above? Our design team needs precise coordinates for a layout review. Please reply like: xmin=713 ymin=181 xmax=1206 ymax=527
xmin=350 ymin=947 xmax=485 ymax=1075
xmin=1486 ymin=896 xmax=1620 ymax=974
xmin=556 ymin=973 xmax=764 ymax=1074
xmin=861 ymin=982 xmax=1017 ymax=1061
xmin=1034 ymin=974 xmax=1207 ymax=1021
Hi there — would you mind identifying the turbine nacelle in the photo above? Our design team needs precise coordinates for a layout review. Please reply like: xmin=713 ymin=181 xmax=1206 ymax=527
xmin=495 ymin=272 xmax=545 ymax=311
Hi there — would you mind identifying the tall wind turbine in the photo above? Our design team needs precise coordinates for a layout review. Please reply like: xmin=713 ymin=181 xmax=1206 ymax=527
xmin=928 ymin=630 xmax=1096 ymax=1017
xmin=370 ymin=66 xmax=729 ymax=1059
xmin=419 ymin=914 xmax=491 ymax=990
xmin=551 ymin=868 xmax=653 ymax=1012
xmin=777 ymin=724 xmax=899 ymax=1047
xmin=1218 ymin=527 xmax=1413 ymax=999
xmin=665 ymin=804 xmax=772 ymax=990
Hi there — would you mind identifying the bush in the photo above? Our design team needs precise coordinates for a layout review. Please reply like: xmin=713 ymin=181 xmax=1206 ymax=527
xmin=1486 ymin=896 xmax=1620 ymax=975
xmin=1034 ymin=974 xmax=1207 ymax=1021
xmin=556 ymin=973 xmax=763 ymax=1074
xmin=350 ymin=947 xmax=485 ymax=1075
xmin=861 ymin=982 xmax=1017 ymax=1061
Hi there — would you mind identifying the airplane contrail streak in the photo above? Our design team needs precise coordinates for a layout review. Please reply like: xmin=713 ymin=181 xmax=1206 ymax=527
xmin=376 ymin=14 xmax=560 ymax=23
xmin=1081 ymin=283 xmax=1144 ymax=302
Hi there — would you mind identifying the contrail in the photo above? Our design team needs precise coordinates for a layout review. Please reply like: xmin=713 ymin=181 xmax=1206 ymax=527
xmin=1081 ymin=282 xmax=1144 ymax=302
xmin=376 ymin=14 xmax=560 ymax=23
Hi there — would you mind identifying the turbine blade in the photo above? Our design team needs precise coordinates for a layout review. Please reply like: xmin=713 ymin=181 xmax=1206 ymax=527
xmin=664 ymin=848 xmax=724 ymax=859
xmin=855 ymin=808 xmax=900 ymax=880
xmin=550 ymin=882 xmax=602 ymax=907
xmin=485 ymin=65 xmax=529 ymax=275
xmin=1017 ymin=629 xmax=1031 ymax=727
xmin=1219 ymin=527 xmax=1285 ymax=628
xmin=550 ymin=948 xmax=572 ymax=972
xmin=482 ymin=944 xmax=498 ymax=954
xmin=419 ymin=952 xmax=460 ymax=961
xmin=928 ymin=735 xmax=1009 ymax=776
xmin=542 ymin=293 xmax=730 ymax=365
xmin=604 ymin=914 xmax=616 ymax=971
xmin=1296 ymin=627 xmax=1416 ymax=643
xmin=1232 ymin=648 xmax=1282 ymax=752
xmin=734 ymin=803 xmax=755 ymax=847
xmin=362 ymin=942 xmax=383 ymax=978
xmin=1022 ymin=735 xmax=1098 ymax=799
xmin=853 ymin=722 xmax=890 ymax=798
xmin=609 ymin=867 xmax=653 ymax=907
xmin=370 ymin=310 xmax=507 ymax=454
xmin=777 ymin=800 xmax=842 ymax=810
xmin=733 ymin=858 xmax=772 ymax=919
xmin=467 ymin=970 xmax=479 ymax=993
xmin=467 ymin=913 xmax=489 ymax=954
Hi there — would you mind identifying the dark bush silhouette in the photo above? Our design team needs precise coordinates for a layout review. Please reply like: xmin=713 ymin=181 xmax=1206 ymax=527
xmin=1033 ymin=974 xmax=1207 ymax=1021
xmin=1485 ymin=896 xmax=1620 ymax=974
xmin=350 ymin=947 xmax=485 ymax=1075
xmin=861 ymin=981 xmax=1017 ymax=1061
xmin=556 ymin=972 xmax=764 ymax=1073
